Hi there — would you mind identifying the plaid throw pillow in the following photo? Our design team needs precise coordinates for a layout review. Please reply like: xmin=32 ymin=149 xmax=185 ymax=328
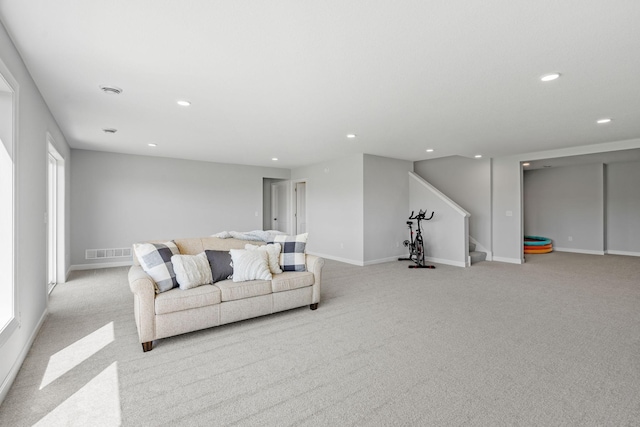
xmin=268 ymin=233 xmax=308 ymax=272
xmin=134 ymin=241 xmax=180 ymax=293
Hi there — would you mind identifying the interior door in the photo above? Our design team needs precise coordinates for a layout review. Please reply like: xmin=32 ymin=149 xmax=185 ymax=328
xmin=271 ymin=181 xmax=290 ymax=234
xmin=295 ymin=182 xmax=306 ymax=234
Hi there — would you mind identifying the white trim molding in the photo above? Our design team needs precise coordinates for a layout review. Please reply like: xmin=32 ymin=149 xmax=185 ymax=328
xmin=493 ymin=256 xmax=524 ymax=264
xmin=605 ymin=250 xmax=640 ymax=257
xmin=553 ymin=247 xmax=605 ymax=256
xmin=0 ymin=309 xmax=48 ymax=405
xmin=70 ymin=261 xmax=133 ymax=271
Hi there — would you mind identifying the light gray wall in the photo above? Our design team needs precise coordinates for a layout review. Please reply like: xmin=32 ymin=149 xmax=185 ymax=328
xmin=292 ymin=154 xmax=364 ymax=264
xmin=606 ymin=160 xmax=640 ymax=254
xmin=414 ymin=156 xmax=491 ymax=252
xmin=409 ymin=173 xmax=468 ymax=266
xmin=491 ymin=139 xmax=640 ymax=263
xmin=70 ymin=150 xmax=289 ymax=266
xmin=0 ymin=22 xmax=71 ymax=403
xmin=491 ymin=156 xmax=523 ymax=263
xmin=524 ymin=163 xmax=605 ymax=253
xmin=363 ymin=154 xmax=412 ymax=263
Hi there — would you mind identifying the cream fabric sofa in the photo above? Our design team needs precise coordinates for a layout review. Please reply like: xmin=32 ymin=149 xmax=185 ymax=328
xmin=128 ymin=237 xmax=324 ymax=352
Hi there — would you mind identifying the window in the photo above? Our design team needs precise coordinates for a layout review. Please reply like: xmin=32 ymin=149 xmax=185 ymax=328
xmin=0 ymin=135 xmax=13 ymax=331
xmin=0 ymin=64 xmax=17 ymax=343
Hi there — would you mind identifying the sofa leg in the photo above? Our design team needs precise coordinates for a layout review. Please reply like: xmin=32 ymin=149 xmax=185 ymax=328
xmin=310 ymin=303 xmax=318 ymax=310
xmin=142 ymin=341 xmax=153 ymax=352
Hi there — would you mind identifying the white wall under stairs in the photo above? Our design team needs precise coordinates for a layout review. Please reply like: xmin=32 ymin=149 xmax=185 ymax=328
xmin=409 ymin=172 xmax=470 ymax=267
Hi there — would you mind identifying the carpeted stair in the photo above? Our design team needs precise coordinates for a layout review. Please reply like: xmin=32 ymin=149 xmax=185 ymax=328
xmin=469 ymin=241 xmax=487 ymax=264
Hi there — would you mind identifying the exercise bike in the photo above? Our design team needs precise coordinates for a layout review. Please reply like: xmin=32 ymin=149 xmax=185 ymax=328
xmin=398 ymin=209 xmax=435 ymax=269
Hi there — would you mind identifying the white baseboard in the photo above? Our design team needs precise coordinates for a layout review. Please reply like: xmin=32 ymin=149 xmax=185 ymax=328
xmin=492 ymin=256 xmax=524 ymax=264
xmin=0 ymin=309 xmax=48 ymax=406
xmin=424 ymin=256 xmax=467 ymax=268
xmin=553 ymin=247 xmax=605 ymax=255
xmin=70 ymin=260 xmax=133 ymax=271
xmin=606 ymin=250 xmax=640 ymax=257
xmin=364 ymin=255 xmax=405 ymax=266
xmin=306 ymin=252 xmax=364 ymax=266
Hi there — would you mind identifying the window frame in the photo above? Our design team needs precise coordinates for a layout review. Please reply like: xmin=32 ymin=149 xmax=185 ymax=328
xmin=0 ymin=59 xmax=19 ymax=347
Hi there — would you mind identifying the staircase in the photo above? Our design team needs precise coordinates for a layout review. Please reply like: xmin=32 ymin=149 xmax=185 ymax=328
xmin=469 ymin=241 xmax=487 ymax=264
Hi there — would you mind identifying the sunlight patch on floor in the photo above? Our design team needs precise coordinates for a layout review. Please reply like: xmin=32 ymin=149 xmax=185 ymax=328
xmin=39 ymin=322 xmax=114 ymax=390
xmin=34 ymin=362 xmax=121 ymax=426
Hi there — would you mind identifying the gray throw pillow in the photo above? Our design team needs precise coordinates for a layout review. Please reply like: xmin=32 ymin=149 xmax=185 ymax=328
xmin=205 ymin=250 xmax=234 ymax=283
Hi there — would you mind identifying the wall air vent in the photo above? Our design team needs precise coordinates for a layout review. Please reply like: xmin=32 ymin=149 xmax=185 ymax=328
xmin=86 ymin=247 xmax=132 ymax=260
xmin=99 ymin=85 xmax=123 ymax=95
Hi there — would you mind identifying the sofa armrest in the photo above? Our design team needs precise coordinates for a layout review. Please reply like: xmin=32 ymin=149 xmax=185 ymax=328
xmin=128 ymin=265 xmax=157 ymax=343
xmin=305 ymin=254 xmax=324 ymax=304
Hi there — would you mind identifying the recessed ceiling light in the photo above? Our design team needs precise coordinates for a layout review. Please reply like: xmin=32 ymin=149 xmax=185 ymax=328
xmin=426 ymin=149 xmax=434 ymax=153
xmin=102 ymin=128 xmax=117 ymax=134
xmin=596 ymin=118 xmax=612 ymax=124
xmin=148 ymin=143 xmax=157 ymax=147
xmin=177 ymin=100 xmax=191 ymax=107
xmin=474 ymin=154 xmax=482 ymax=158
xmin=346 ymin=134 xmax=357 ymax=139
xmin=540 ymin=73 xmax=561 ymax=82
xmin=272 ymin=157 xmax=278 ymax=161
xmin=99 ymin=85 xmax=122 ymax=95
xmin=522 ymin=162 xmax=530 ymax=167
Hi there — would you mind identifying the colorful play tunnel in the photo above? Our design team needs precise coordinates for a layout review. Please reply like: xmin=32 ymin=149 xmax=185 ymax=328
xmin=524 ymin=235 xmax=553 ymax=254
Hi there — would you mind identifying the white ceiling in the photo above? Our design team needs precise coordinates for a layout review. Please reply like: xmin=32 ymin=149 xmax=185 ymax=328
xmin=1 ymin=1 xmax=640 ymax=168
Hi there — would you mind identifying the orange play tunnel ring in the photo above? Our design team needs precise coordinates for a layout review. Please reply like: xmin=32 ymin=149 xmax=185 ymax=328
xmin=524 ymin=246 xmax=553 ymax=254
xmin=524 ymin=235 xmax=553 ymax=254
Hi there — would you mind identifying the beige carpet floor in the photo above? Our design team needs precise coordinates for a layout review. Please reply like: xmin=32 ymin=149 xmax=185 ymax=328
xmin=1 ymin=252 xmax=639 ymax=426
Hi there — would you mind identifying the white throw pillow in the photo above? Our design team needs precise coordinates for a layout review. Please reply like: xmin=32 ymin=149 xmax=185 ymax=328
xmin=230 ymin=249 xmax=272 ymax=282
xmin=245 ymin=243 xmax=283 ymax=274
xmin=171 ymin=252 xmax=213 ymax=290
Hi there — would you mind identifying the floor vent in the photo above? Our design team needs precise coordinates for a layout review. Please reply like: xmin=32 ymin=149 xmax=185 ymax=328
xmin=85 ymin=247 xmax=132 ymax=260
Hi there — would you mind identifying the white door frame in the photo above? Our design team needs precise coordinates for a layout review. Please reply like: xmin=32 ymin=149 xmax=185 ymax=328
xmin=293 ymin=180 xmax=307 ymax=234
xmin=46 ymin=134 xmax=65 ymax=292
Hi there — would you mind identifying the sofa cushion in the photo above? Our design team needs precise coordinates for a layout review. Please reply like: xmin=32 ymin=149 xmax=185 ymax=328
xmin=245 ymin=243 xmax=282 ymax=275
xmin=230 ymin=249 xmax=272 ymax=282
xmin=215 ymin=279 xmax=272 ymax=302
xmin=155 ymin=284 xmax=221 ymax=315
xmin=202 ymin=237 xmax=256 ymax=251
xmin=134 ymin=241 xmax=180 ymax=293
xmin=268 ymin=233 xmax=308 ymax=272
xmin=171 ymin=252 xmax=212 ymax=290
xmin=205 ymin=250 xmax=234 ymax=283
xmin=173 ymin=238 xmax=205 ymax=256
xmin=271 ymin=271 xmax=314 ymax=293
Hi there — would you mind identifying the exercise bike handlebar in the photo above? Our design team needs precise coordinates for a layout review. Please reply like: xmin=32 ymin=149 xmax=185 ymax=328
xmin=409 ymin=209 xmax=434 ymax=221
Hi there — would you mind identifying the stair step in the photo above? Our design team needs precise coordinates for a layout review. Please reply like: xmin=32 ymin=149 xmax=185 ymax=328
xmin=469 ymin=242 xmax=476 ymax=252
xmin=470 ymin=251 xmax=486 ymax=264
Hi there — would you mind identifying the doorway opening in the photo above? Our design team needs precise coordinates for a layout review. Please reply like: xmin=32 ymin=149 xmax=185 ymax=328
xmin=47 ymin=136 xmax=65 ymax=294
xmin=262 ymin=178 xmax=307 ymax=235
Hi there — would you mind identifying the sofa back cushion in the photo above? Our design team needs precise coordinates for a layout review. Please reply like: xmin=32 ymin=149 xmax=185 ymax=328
xmin=202 ymin=237 xmax=263 ymax=252
xmin=133 ymin=237 xmax=265 ymax=265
